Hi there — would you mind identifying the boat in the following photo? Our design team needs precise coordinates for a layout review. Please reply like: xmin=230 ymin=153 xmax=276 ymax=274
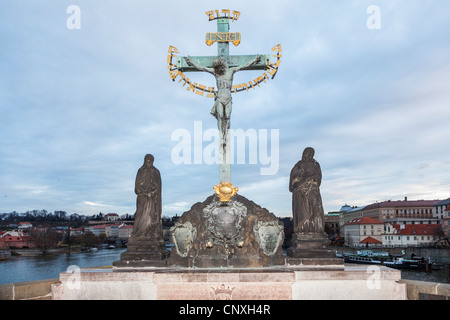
xmin=107 ymin=245 xmax=115 ymax=249
xmin=338 ymin=250 xmax=434 ymax=270
xmin=88 ymin=247 xmax=98 ymax=252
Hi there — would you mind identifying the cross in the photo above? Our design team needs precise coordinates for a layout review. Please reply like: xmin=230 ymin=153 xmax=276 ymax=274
xmin=169 ymin=10 xmax=280 ymax=200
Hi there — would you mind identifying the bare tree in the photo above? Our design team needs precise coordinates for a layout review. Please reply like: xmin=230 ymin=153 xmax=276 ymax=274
xmin=30 ymin=226 xmax=61 ymax=254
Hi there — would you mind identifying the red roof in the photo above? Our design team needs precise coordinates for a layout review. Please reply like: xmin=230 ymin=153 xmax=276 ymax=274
xmin=345 ymin=217 xmax=383 ymax=226
xmin=391 ymin=224 xmax=441 ymax=236
xmin=360 ymin=236 xmax=382 ymax=244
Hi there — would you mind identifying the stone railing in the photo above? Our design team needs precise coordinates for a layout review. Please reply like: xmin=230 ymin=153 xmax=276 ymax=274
xmin=399 ymin=279 xmax=450 ymax=300
xmin=1 ymin=277 xmax=449 ymax=300
xmin=0 ymin=278 xmax=59 ymax=300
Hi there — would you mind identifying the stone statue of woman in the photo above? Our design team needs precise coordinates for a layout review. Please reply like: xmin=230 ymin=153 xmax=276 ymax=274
xmin=289 ymin=147 xmax=325 ymax=234
xmin=131 ymin=154 xmax=163 ymax=239
xmin=114 ymin=154 xmax=169 ymax=267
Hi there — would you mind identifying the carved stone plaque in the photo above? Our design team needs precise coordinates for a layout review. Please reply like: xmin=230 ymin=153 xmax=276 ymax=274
xmin=253 ymin=220 xmax=284 ymax=256
xmin=203 ymin=199 xmax=247 ymax=242
xmin=170 ymin=221 xmax=197 ymax=257
xmin=209 ymin=284 xmax=235 ymax=300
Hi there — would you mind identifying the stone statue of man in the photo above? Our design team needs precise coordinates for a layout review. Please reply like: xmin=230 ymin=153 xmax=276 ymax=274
xmin=184 ymin=56 xmax=261 ymax=140
xmin=289 ymin=147 xmax=325 ymax=234
xmin=131 ymin=154 xmax=163 ymax=239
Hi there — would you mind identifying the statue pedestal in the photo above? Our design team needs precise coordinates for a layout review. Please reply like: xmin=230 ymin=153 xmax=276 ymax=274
xmin=113 ymin=236 xmax=169 ymax=268
xmin=52 ymin=265 xmax=407 ymax=300
xmin=168 ymin=194 xmax=285 ymax=268
xmin=286 ymin=233 xmax=343 ymax=268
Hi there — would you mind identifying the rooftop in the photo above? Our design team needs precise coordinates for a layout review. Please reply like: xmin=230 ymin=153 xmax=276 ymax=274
xmin=360 ymin=236 xmax=382 ymax=244
xmin=345 ymin=217 xmax=384 ymax=226
xmin=435 ymin=198 xmax=450 ymax=207
xmin=389 ymin=224 xmax=442 ymax=236
xmin=364 ymin=199 xmax=441 ymax=211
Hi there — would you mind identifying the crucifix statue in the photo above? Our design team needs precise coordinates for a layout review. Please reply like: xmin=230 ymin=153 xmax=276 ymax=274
xmin=168 ymin=10 xmax=281 ymax=201
xmin=184 ymin=55 xmax=261 ymax=142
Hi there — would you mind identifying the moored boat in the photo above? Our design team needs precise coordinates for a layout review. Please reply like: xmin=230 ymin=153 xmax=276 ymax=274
xmin=338 ymin=250 xmax=434 ymax=270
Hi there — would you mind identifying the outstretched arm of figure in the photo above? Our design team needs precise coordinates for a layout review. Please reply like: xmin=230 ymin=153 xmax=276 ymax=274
xmin=232 ymin=55 xmax=262 ymax=73
xmin=184 ymin=56 xmax=215 ymax=75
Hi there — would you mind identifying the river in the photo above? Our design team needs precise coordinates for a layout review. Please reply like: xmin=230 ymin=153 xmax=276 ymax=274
xmin=0 ymin=248 xmax=127 ymax=284
xmin=0 ymin=248 xmax=449 ymax=285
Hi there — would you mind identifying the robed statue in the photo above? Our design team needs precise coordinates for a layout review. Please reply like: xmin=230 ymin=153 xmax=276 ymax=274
xmin=131 ymin=154 xmax=163 ymax=239
xmin=289 ymin=147 xmax=325 ymax=234
xmin=114 ymin=154 xmax=168 ymax=267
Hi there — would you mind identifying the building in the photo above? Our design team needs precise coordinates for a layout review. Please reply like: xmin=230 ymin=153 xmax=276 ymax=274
xmin=340 ymin=198 xmax=441 ymax=232
xmin=84 ymin=225 xmax=107 ymax=237
xmin=84 ymin=224 xmax=126 ymax=240
xmin=443 ymin=204 xmax=450 ymax=237
xmin=343 ymin=217 xmax=384 ymax=248
xmin=118 ymin=225 xmax=133 ymax=240
xmin=105 ymin=213 xmax=120 ymax=221
xmin=337 ymin=205 xmax=365 ymax=236
xmin=18 ymin=222 xmax=32 ymax=229
xmin=382 ymin=223 xmax=442 ymax=247
xmin=434 ymin=198 xmax=450 ymax=223
xmin=324 ymin=212 xmax=340 ymax=236
xmin=0 ymin=231 xmax=35 ymax=249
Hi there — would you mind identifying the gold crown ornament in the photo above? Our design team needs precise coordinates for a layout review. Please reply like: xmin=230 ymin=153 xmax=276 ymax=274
xmin=213 ymin=182 xmax=238 ymax=202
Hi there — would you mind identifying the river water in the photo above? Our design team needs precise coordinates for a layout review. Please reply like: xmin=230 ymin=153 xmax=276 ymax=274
xmin=0 ymin=249 xmax=449 ymax=285
xmin=0 ymin=249 xmax=127 ymax=284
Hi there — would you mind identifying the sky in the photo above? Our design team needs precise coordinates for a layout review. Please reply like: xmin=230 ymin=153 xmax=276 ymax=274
xmin=1 ymin=0 xmax=450 ymax=218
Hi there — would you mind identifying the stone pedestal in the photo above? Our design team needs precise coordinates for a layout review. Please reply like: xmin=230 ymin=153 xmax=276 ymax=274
xmin=52 ymin=265 xmax=407 ymax=300
xmin=286 ymin=233 xmax=344 ymax=268
xmin=168 ymin=194 xmax=285 ymax=268
xmin=113 ymin=236 xmax=169 ymax=268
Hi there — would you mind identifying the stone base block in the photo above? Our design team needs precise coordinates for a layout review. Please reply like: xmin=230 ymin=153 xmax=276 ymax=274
xmin=113 ymin=234 xmax=169 ymax=268
xmin=285 ymin=257 xmax=344 ymax=270
xmin=52 ymin=265 xmax=407 ymax=300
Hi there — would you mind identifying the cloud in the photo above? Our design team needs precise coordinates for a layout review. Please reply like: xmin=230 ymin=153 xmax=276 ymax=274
xmin=83 ymin=201 xmax=109 ymax=207
xmin=1 ymin=0 xmax=450 ymax=218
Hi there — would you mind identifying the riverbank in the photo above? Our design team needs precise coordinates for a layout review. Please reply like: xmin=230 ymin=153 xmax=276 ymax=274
xmin=1 ymin=248 xmax=76 ymax=258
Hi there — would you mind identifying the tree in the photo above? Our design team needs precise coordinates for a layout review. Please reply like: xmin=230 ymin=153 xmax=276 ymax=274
xmin=30 ymin=226 xmax=61 ymax=254
xmin=79 ymin=231 xmax=100 ymax=248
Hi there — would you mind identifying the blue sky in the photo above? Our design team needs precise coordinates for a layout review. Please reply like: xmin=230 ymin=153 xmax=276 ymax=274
xmin=1 ymin=0 xmax=450 ymax=218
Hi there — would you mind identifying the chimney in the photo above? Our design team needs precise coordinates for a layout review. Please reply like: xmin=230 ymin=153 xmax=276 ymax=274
xmin=404 ymin=196 xmax=407 ymax=201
